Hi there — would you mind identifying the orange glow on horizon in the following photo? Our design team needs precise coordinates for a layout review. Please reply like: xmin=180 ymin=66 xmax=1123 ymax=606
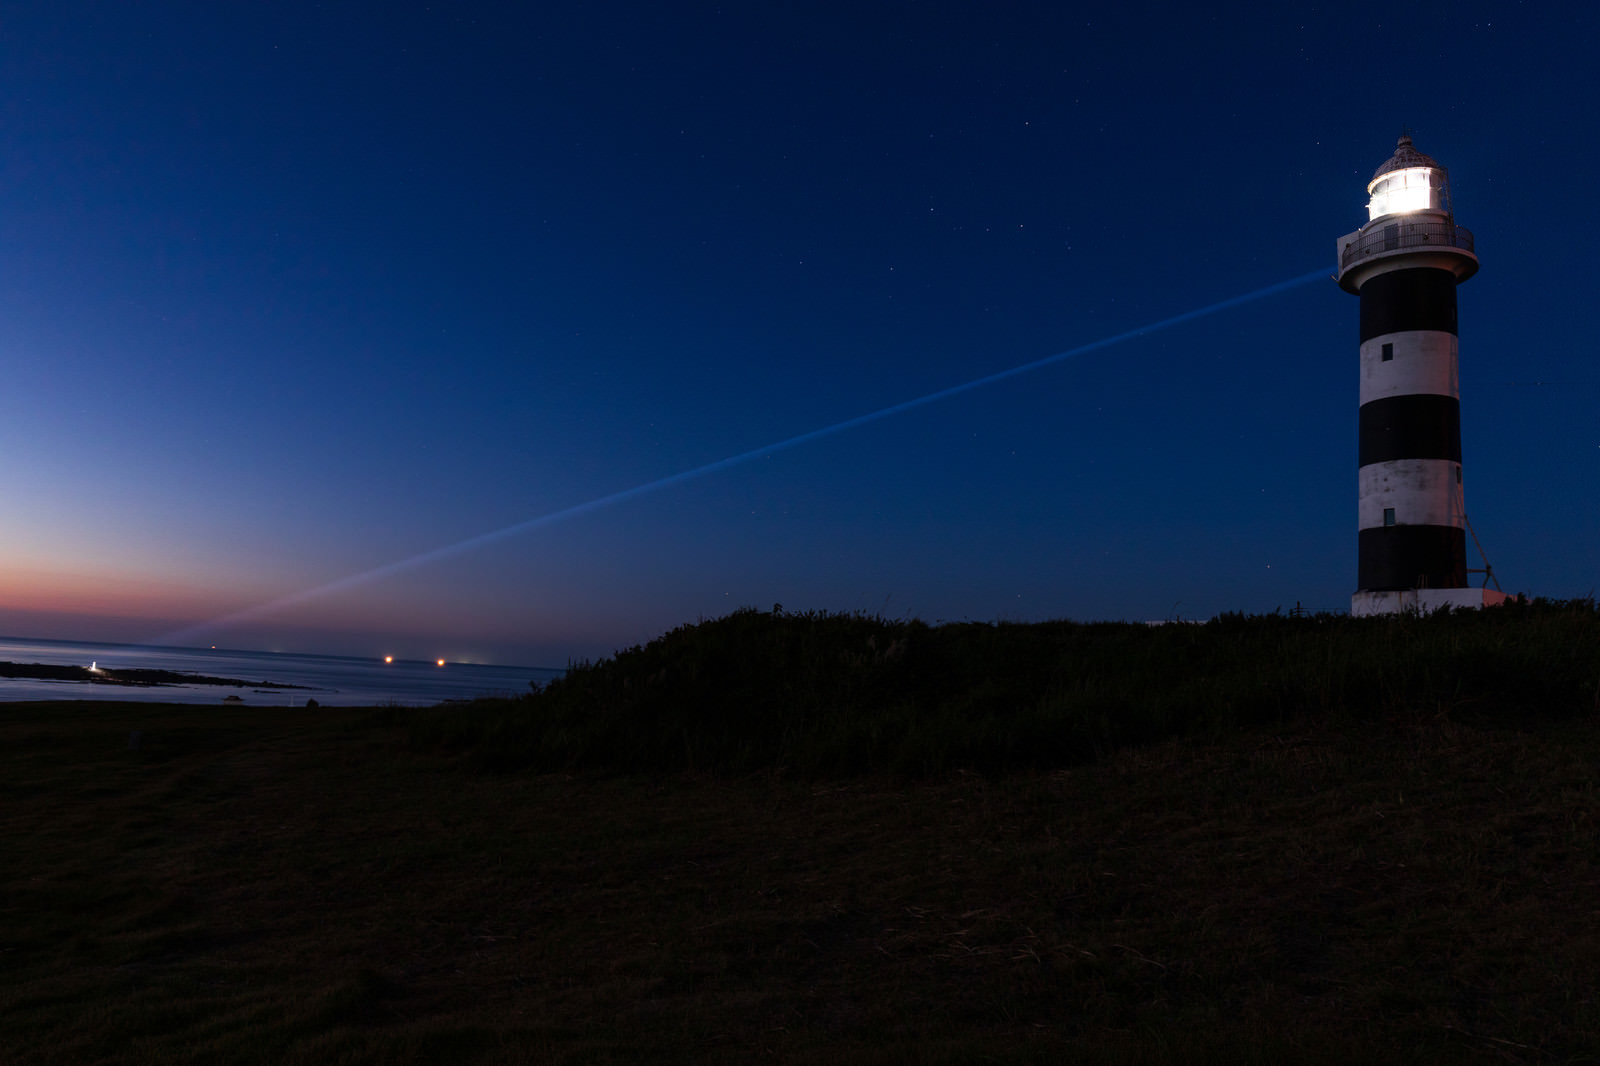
xmin=0 ymin=561 xmax=559 ymax=661
xmin=0 ymin=561 xmax=287 ymax=624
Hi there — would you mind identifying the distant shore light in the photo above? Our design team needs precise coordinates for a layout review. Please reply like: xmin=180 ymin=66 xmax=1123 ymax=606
xmin=384 ymin=655 xmax=394 ymax=664
xmin=436 ymin=658 xmax=446 ymax=667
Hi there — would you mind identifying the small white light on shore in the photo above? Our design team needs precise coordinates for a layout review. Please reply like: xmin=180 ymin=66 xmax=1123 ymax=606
xmin=384 ymin=655 xmax=394 ymax=664
xmin=436 ymin=659 xmax=446 ymax=668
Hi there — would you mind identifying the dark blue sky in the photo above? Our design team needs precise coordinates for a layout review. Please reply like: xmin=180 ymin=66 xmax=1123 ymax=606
xmin=2 ymin=2 xmax=1594 ymax=665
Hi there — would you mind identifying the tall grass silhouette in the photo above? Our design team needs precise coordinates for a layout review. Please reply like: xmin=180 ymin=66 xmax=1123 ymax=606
xmin=410 ymin=598 xmax=1600 ymax=777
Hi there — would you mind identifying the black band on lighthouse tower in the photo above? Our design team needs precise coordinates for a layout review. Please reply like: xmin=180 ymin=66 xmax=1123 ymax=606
xmin=1358 ymin=267 xmax=1459 ymax=339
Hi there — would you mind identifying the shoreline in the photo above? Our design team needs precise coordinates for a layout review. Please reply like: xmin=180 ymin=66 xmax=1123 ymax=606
xmin=0 ymin=660 xmax=308 ymax=691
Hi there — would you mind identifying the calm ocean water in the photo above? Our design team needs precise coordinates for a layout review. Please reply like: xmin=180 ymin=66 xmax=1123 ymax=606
xmin=0 ymin=636 xmax=565 ymax=707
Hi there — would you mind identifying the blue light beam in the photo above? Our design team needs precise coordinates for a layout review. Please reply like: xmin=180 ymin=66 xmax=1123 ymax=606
xmin=156 ymin=267 xmax=1328 ymax=645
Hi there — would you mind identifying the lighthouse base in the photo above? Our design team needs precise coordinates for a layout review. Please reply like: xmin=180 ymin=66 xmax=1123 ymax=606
xmin=1351 ymin=588 xmax=1509 ymax=617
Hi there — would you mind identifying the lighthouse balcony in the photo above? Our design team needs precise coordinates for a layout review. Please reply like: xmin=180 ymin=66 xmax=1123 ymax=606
xmin=1336 ymin=219 xmax=1477 ymax=292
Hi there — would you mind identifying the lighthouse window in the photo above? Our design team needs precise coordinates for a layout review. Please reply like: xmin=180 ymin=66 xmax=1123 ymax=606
xmin=1383 ymin=507 xmax=1396 ymax=526
xmin=1381 ymin=343 xmax=1393 ymax=361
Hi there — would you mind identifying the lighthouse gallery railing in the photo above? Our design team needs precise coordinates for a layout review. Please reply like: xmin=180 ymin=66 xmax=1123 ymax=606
xmin=1339 ymin=220 xmax=1475 ymax=272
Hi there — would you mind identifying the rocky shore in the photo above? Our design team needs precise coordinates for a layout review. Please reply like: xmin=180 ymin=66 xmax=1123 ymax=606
xmin=0 ymin=661 xmax=307 ymax=690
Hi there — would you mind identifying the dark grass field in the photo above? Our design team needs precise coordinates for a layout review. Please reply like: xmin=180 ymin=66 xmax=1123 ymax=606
xmin=4 ymin=604 xmax=1599 ymax=1063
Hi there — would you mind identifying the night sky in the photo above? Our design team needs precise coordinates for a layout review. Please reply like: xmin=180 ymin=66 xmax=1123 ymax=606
xmin=2 ymin=2 xmax=1595 ymax=667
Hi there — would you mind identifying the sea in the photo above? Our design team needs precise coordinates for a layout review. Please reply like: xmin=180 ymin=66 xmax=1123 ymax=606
xmin=0 ymin=636 xmax=566 ymax=707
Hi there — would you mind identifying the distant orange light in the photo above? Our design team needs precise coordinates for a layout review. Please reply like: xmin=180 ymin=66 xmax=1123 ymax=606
xmin=436 ymin=659 xmax=446 ymax=668
xmin=384 ymin=655 xmax=394 ymax=664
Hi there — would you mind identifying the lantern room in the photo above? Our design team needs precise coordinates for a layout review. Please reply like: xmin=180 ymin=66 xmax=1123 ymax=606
xmin=1365 ymin=134 xmax=1453 ymax=221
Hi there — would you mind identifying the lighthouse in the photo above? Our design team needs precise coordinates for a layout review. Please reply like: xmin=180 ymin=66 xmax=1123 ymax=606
xmin=1336 ymin=135 xmax=1505 ymax=616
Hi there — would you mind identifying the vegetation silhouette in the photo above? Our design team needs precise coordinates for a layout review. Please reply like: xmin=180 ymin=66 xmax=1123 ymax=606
xmin=411 ymin=597 xmax=1600 ymax=777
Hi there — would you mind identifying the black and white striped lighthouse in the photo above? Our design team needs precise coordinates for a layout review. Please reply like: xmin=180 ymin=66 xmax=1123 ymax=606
xmin=1336 ymin=135 xmax=1505 ymax=616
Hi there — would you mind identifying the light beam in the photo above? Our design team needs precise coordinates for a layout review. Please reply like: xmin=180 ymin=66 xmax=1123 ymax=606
xmin=153 ymin=267 xmax=1328 ymax=647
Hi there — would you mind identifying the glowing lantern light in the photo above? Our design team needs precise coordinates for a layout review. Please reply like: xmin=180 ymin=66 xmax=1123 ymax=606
xmin=1363 ymin=135 xmax=1451 ymax=222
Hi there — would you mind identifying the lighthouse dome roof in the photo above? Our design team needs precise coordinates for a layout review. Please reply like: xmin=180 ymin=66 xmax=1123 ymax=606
xmin=1372 ymin=134 xmax=1441 ymax=181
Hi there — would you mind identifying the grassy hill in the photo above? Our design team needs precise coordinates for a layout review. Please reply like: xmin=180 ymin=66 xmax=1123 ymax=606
xmin=411 ymin=599 xmax=1600 ymax=777
xmin=4 ymin=602 xmax=1598 ymax=1063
